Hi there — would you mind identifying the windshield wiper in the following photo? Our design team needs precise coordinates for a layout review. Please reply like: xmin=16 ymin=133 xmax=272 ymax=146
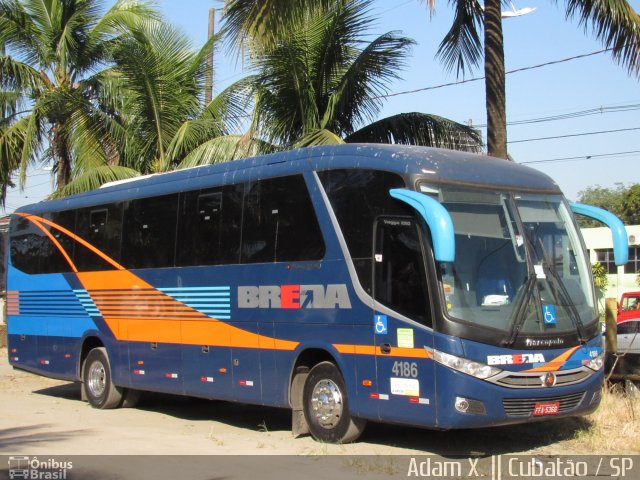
xmin=502 ymin=273 xmax=537 ymax=347
xmin=537 ymin=239 xmax=588 ymax=344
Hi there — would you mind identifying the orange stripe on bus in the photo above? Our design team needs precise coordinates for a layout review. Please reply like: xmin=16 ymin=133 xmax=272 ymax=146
xmin=74 ymin=270 xmax=298 ymax=351
xmin=333 ymin=344 xmax=432 ymax=359
xmin=15 ymin=212 xmax=125 ymax=270
xmin=21 ymin=215 xmax=78 ymax=272
xmin=523 ymin=346 xmax=580 ymax=372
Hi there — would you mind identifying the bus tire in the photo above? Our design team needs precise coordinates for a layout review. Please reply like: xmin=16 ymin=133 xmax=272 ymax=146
xmin=82 ymin=347 xmax=124 ymax=409
xmin=303 ymin=361 xmax=366 ymax=443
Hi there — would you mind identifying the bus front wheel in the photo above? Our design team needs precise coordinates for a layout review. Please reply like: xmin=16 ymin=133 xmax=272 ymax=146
xmin=82 ymin=347 xmax=124 ymax=409
xmin=303 ymin=361 xmax=366 ymax=443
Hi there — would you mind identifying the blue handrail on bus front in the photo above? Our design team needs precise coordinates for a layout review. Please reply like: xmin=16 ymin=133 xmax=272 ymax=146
xmin=389 ymin=188 xmax=456 ymax=263
xmin=570 ymin=202 xmax=629 ymax=265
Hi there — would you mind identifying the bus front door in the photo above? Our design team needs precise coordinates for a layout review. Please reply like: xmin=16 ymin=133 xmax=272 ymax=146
xmin=372 ymin=217 xmax=436 ymax=425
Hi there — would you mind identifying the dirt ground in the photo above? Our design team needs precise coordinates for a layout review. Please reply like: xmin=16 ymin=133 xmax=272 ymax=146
xmin=2 ymin=347 xmax=626 ymax=459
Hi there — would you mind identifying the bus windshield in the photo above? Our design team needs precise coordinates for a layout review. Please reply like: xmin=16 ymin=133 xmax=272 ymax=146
xmin=422 ymin=185 xmax=597 ymax=339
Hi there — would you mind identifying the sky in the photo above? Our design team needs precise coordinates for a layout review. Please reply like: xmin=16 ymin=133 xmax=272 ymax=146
xmin=3 ymin=0 xmax=640 ymax=214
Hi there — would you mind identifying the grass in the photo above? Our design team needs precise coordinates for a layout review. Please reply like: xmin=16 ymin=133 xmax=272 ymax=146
xmin=566 ymin=382 xmax=640 ymax=454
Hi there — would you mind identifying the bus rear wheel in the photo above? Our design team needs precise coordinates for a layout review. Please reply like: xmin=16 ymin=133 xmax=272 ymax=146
xmin=303 ymin=361 xmax=366 ymax=443
xmin=83 ymin=347 xmax=124 ymax=409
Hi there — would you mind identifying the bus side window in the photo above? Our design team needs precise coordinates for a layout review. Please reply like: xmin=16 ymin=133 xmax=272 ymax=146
xmin=317 ymin=169 xmax=407 ymax=294
xmin=9 ymin=211 xmax=77 ymax=275
xmin=122 ymin=194 xmax=179 ymax=269
xmin=75 ymin=204 xmax=123 ymax=271
xmin=43 ymin=210 xmax=77 ymax=273
xmin=241 ymin=175 xmax=325 ymax=264
xmin=176 ymin=185 xmax=243 ymax=266
xmin=373 ymin=218 xmax=432 ymax=327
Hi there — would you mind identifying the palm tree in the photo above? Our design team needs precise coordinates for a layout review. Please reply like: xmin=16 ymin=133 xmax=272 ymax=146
xmin=223 ymin=0 xmax=482 ymax=151
xmin=57 ymin=18 xmax=264 ymax=197
xmin=223 ymin=0 xmax=640 ymax=158
xmin=0 ymin=0 xmax=159 ymax=201
xmin=424 ymin=0 xmax=640 ymax=159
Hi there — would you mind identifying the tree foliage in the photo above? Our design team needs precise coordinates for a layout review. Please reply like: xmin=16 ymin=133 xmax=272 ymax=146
xmin=577 ymin=183 xmax=640 ymax=227
xmin=420 ymin=0 xmax=640 ymax=159
xmin=0 ymin=0 xmax=159 ymax=203
xmin=1 ymin=0 xmax=258 ymax=200
xmin=226 ymin=0 xmax=482 ymax=150
xmin=592 ymin=261 xmax=608 ymax=290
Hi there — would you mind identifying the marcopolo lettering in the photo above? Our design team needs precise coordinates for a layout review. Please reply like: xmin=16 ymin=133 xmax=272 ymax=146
xmin=238 ymin=284 xmax=351 ymax=309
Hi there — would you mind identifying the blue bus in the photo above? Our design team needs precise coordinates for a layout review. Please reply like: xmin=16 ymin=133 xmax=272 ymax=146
xmin=6 ymin=144 xmax=628 ymax=443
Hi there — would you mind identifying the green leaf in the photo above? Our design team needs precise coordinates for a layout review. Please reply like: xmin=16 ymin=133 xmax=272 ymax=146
xmin=345 ymin=112 xmax=483 ymax=151
xmin=53 ymin=165 xmax=140 ymax=197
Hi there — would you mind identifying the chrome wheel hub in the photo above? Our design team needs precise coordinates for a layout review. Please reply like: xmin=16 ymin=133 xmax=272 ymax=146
xmin=87 ymin=360 xmax=106 ymax=398
xmin=310 ymin=379 xmax=343 ymax=429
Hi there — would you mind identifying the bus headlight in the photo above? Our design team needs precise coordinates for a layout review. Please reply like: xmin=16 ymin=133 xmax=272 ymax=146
xmin=585 ymin=352 xmax=605 ymax=371
xmin=433 ymin=350 xmax=502 ymax=379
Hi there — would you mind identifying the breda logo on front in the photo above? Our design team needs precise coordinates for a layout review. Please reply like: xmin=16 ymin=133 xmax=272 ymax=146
xmin=238 ymin=284 xmax=351 ymax=309
xmin=487 ymin=353 xmax=546 ymax=366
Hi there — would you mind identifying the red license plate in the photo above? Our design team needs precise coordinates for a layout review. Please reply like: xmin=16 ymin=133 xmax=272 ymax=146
xmin=533 ymin=401 xmax=560 ymax=416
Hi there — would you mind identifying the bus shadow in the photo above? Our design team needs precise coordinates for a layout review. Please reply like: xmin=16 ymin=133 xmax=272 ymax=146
xmin=34 ymin=383 xmax=292 ymax=433
xmin=135 ymin=393 xmax=293 ymax=432
xmin=31 ymin=384 xmax=591 ymax=455
xmin=33 ymin=382 xmax=82 ymax=400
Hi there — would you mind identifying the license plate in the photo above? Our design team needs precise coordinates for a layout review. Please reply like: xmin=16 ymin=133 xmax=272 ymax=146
xmin=533 ymin=401 xmax=560 ymax=416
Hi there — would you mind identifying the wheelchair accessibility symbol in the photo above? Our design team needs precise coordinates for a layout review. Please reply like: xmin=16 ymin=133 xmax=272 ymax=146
xmin=374 ymin=314 xmax=388 ymax=334
xmin=542 ymin=304 xmax=557 ymax=325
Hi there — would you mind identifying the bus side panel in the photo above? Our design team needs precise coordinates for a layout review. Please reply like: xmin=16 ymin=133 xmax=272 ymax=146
xmin=182 ymin=345 xmax=235 ymax=402
xmin=7 ymin=267 xmax=98 ymax=380
xmin=127 ymin=340 xmax=183 ymax=394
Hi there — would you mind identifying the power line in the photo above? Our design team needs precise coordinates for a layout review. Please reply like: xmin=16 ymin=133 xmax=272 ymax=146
xmin=373 ymin=46 xmax=617 ymax=100
xmin=508 ymin=126 xmax=640 ymax=144
xmin=7 ymin=178 xmax=52 ymax=191
xmin=520 ymin=149 xmax=640 ymax=164
xmin=474 ymin=103 xmax=640 ymax=129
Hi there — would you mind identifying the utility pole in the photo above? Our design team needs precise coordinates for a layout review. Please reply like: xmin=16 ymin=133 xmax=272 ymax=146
xmin=205 ymin=7 xmax=215 ymax=105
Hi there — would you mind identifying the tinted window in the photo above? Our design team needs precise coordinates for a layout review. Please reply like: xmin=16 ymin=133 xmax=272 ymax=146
xmin=9 ymin=212 xmax=76 ymax=274
xmin=177 ymin=184 xmax=243 ymax=266
xmin=318 ymin=169 xmax=407 ymax=293
xmin=44 ymin=211 xmax=77 ymax=273
xmin=122 ymin=194 xmax=179 ymax=269
xmin=75 ymin=204 xmax=123 ymax=271
xmin=241 ymin=175 xmax=325 ymax=263
xmin=374 ymin=218 xmax=431 ymax=326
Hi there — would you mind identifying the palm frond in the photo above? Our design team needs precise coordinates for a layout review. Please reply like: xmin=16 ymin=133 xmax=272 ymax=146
xmin=53 ymin=164 xmax=140 ymax=198
xmin=435 ymin=0 xmax=484 ymax=77
xmin=0 ymin=0 xmax=43 ymax=66
xmin=0 ymin=114 xmax=30 ymax=204
xmin=18 ymin=108 xmax=42 ymax=188
xmin=564 ymin=0 xmax=640 ymax=76
xmin=111 ymin=19 xmax=204 ymax=166
xmin=344 ymin=112 xmax=483 ymax=152
xmin=251 ymin=38 xmax=321 ymax=145
xmin=0 ymin=54 xmax=43 ymax=93
xmin=324 ymin=31 xmax=415 ymax=135
xmin=221 ymin=0 xmax=337 ymax=55
xmin=176 ymin=135 xmax=277 ymax=169
xmin=93 ymin=0 xmax=161 ymax=36
xmin=164 ymin=76 xmax=253 ymax=167
xmin=294 ymin=128 xmax=345 ymax=148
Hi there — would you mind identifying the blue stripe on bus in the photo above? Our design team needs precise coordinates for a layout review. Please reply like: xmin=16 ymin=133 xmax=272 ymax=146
xmin=8 ymin=316 xmax=98 ymax=337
